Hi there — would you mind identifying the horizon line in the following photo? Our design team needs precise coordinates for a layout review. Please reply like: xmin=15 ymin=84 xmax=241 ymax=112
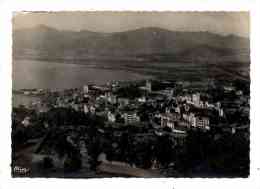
xmin=13 ymin=24 xmax=249 ymax=39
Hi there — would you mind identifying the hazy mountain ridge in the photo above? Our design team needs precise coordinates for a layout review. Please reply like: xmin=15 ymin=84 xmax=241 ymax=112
xmin=13 ymin=25 xmax=250 ymax=63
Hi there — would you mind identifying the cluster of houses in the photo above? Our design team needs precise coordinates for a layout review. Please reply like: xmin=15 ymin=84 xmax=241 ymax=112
xmin=18 ymin=79 xmax=249 ymax=138
xmin=14 ymin=79 xmax=250 ymax=177
xmin=77 ymin=81 xmax=226 ymax=132
xmin=158 ymin=92 xmax=225 ymax=131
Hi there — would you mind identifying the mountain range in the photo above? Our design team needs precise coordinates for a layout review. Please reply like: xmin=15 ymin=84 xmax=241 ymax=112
xmin=13 ymin=25 xmax=250 ymax=63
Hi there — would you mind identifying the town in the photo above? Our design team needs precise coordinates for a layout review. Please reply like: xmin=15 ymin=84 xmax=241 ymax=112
xmin=12 ymin=78 xmax=250 ymax=177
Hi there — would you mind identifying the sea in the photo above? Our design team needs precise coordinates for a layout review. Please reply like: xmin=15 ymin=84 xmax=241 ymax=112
xmin=13 ymin=59 xmax=152 ymax=90
xmin=12 ymin=59 xmax=152 ymax=107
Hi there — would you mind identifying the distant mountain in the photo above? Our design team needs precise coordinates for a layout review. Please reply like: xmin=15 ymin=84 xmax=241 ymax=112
xmin=13 ymin=25 xmax=250 ymax=63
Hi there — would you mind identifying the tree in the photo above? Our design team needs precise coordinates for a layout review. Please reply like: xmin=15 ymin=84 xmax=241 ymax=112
xmin=64 ymin=155 xmax=82 ymax=171
xmin=43 ymin=156 xmax=53 ymax=169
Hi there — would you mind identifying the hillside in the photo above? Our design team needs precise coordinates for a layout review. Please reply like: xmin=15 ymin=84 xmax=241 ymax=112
xmin=13 ymin=25 xmax=250 ymax=63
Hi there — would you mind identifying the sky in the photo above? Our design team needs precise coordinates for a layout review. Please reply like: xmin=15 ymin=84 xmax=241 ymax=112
xmin=13 ymin=11 xmax=249 ymax=37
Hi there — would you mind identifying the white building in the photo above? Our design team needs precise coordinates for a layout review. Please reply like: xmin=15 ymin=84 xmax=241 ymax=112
xmin=183 ymin=113 xmax=196 ymax=127
xmin=196 ymin=116 xmax=210 ymax=130
xmin=138 ymin=96 xmax=146 ymax=103
xmin=166 ymin=120 xmax=175 ymax=129
xmin=90 ymin=106 xmax=96 ymax=114
xmin=216 ymin=102 xmax=221 ymax=109
xmin=123 ymin=112 xmax=140 ymax=124
xmin=175 ymin=107 xmax=181 ymax=114
xmin=106 ymin=92 xmax=117 ymax=104
xmin=165 ymin=107 xmax=171 ymax=114
xmin=107 ymin=111 xmax=116 ymax=122
xmin=83 ymin=85 xmax=89 ymax=94
xmin=83 ymin=104 xmax=95 ymax=114
xmin=161 ymin=113 xmax=181 ymax=128
xmin=224 ymin=86 xmax=235 ymax=92
xmin=188 ymin=113 xmax=196 ymax=127
xmin=219 ymin=108 xmax=224 ymax=117
xmin=21 ymin=117 xmax=31 ymax=127
xmin=236 ymin=90 xmax=243 ymax=96
xmin=146 ymin=80 xmax=152 ymax=92
xmin=72 ymin=104 xmax=79 ymax=112
xmin=192 ymin=93 xmax=200 ymax=107
xmin=83 ymin=104 xmax=89 ymax=114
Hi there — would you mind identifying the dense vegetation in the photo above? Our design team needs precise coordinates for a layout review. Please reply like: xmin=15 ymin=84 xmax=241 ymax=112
xmin=12 ymin=105 xmax=249 ymax=177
